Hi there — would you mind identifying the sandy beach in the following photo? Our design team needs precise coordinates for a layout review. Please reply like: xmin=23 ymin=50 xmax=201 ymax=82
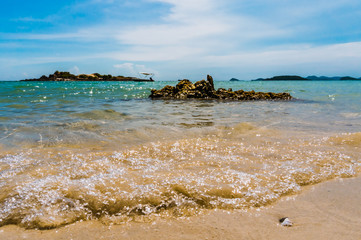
xmin=2 ymin=0 xmax=361 ymax=238
xmin=1 ymin=176 xmax=360 ymax=240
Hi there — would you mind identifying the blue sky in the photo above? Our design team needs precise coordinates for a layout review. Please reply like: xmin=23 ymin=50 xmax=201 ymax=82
xmin=1 ymin=0 xmax=361 ymax=80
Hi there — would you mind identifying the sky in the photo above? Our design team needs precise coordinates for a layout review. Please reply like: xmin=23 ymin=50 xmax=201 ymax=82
xmin=1 ymin=0 xmax=361 ymax=80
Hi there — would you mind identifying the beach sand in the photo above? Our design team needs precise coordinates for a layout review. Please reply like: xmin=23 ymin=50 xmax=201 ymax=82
xmin=1 ymin=176 xmax=360 ymax=240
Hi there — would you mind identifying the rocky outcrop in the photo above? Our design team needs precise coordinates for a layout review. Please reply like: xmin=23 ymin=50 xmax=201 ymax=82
xmin=150 ymin=75 xmax=292 ymax=100
xmin=21 ymin=71 xmax=154 ymax=82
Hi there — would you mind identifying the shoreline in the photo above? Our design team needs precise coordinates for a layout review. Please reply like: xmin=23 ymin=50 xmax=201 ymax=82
xmin=1 ymin=176 xmax=360 ymax=240
xmin=20 ymin=79 xmax=155 ymax=82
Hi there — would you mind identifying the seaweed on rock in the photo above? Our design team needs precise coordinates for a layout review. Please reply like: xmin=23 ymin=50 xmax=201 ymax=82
xmin=150 ymin=75 xmax=292 ymax=100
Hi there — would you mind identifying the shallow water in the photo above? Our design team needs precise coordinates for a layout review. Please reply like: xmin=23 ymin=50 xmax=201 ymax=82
xmin=0 ymin=80 xmax=360 ymax=228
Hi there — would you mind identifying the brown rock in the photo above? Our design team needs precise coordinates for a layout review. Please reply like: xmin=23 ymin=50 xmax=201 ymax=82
xmin=150 ymin=85 xmax=175 ymax=98
xmin=207 ymin=75 xmax=215 ymax=91
xmin=149 ymin=75 xmax=292 ymax=101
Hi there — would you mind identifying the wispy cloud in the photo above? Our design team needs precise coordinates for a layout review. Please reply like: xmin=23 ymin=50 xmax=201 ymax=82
xmin=113 ymin=62 xmax=157 ymax=76
xmin=13 ymin=16 xmax=53 ymax=23
xmin=204 ymin=42 xmax=361 ymax=66
xmin=109 ymin=0 xmax=289 ymax=62
xmin=69 ymin=66 xmax=80 ymax=75
xmin=1 ymin=0 xmax=361 ymax=80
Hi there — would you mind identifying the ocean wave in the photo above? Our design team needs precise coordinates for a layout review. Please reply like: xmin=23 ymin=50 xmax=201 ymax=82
xmin=0 ymin=127 xmax=360 ymax=229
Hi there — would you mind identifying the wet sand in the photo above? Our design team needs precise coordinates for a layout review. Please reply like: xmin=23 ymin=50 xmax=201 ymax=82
xmin=1 ymin=176 xmax=360 ymax=240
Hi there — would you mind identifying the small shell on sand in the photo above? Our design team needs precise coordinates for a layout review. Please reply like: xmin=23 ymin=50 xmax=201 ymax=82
xmin=279 ymin=217 xmax=293 ymax=227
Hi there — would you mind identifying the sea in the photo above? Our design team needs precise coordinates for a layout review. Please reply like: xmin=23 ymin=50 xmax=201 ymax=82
xmin=0 ymin=79 xmax=360 ymax=229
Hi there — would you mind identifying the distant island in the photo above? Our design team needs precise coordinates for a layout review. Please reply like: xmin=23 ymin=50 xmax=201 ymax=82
xmin=229 ymin=75 xmax=361 ymax=81
xmin=305 ymin=75 xmax=360 ymax=81
xmin=21 ymin=71 xmax=155 ymax=82
xmin=254 ymin=75 xmax=308 ymax=81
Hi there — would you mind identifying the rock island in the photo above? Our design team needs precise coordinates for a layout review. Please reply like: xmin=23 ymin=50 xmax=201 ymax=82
xmin=21 ymin=71 xmax=155 ymax=82
xmin=150 ymin=75 xmax=292 ymax=100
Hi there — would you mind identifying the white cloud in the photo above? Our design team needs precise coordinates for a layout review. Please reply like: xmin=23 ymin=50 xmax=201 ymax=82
xmin=113 ymin=63 xmax=134 ymax=69
xmin=69 ymin=66 xmax=80 ymax=75
xmin=2 ymin=0 xmax=361 ymax=80
xmin=195 ymin=41 xmax=361 ymax=79
xmin=5 ymin=0 xmax=285 ymax=58
xmin=116 ymin=20 xmax=230 ymax=46
xmin=105 ymin=45 xmax=205 ymax=62
xmin=153 ymin=0 xmax=217 ymax=21
xmin=14 ymin=17 xmax=53 ymax=23
xmin=113 ymin=62 xmax=157 ymax=76
xmin=110 ymin=0 xmax=288 ymax=62
xmin=115 ymin=0 xmax=231 ymax=49
xmin=203 ymin=41 xmax=361 ymax=66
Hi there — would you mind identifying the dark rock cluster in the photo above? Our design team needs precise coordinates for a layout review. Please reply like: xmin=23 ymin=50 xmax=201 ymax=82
xmin=254 ymin=75 xmax=308 ymax=81
xmin=150 ymin=75 xmax=292 ymax=100
xmin=21 ymin=71 xmax=154 ymax=82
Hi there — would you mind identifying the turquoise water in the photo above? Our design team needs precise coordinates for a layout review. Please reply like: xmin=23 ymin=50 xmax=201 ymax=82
xmin=1 ymin=80 xmax=360 ymax=148
xmin=0 ymin=80 xmax=360 ymax=229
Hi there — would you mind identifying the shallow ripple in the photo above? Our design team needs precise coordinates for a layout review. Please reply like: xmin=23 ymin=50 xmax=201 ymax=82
xmin=0 ymin=128 xmax=360 ymax=228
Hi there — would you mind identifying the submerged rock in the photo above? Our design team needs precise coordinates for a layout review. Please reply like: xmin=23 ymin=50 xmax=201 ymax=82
xmin=150 ymin=75 xmax=292 ymax=100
